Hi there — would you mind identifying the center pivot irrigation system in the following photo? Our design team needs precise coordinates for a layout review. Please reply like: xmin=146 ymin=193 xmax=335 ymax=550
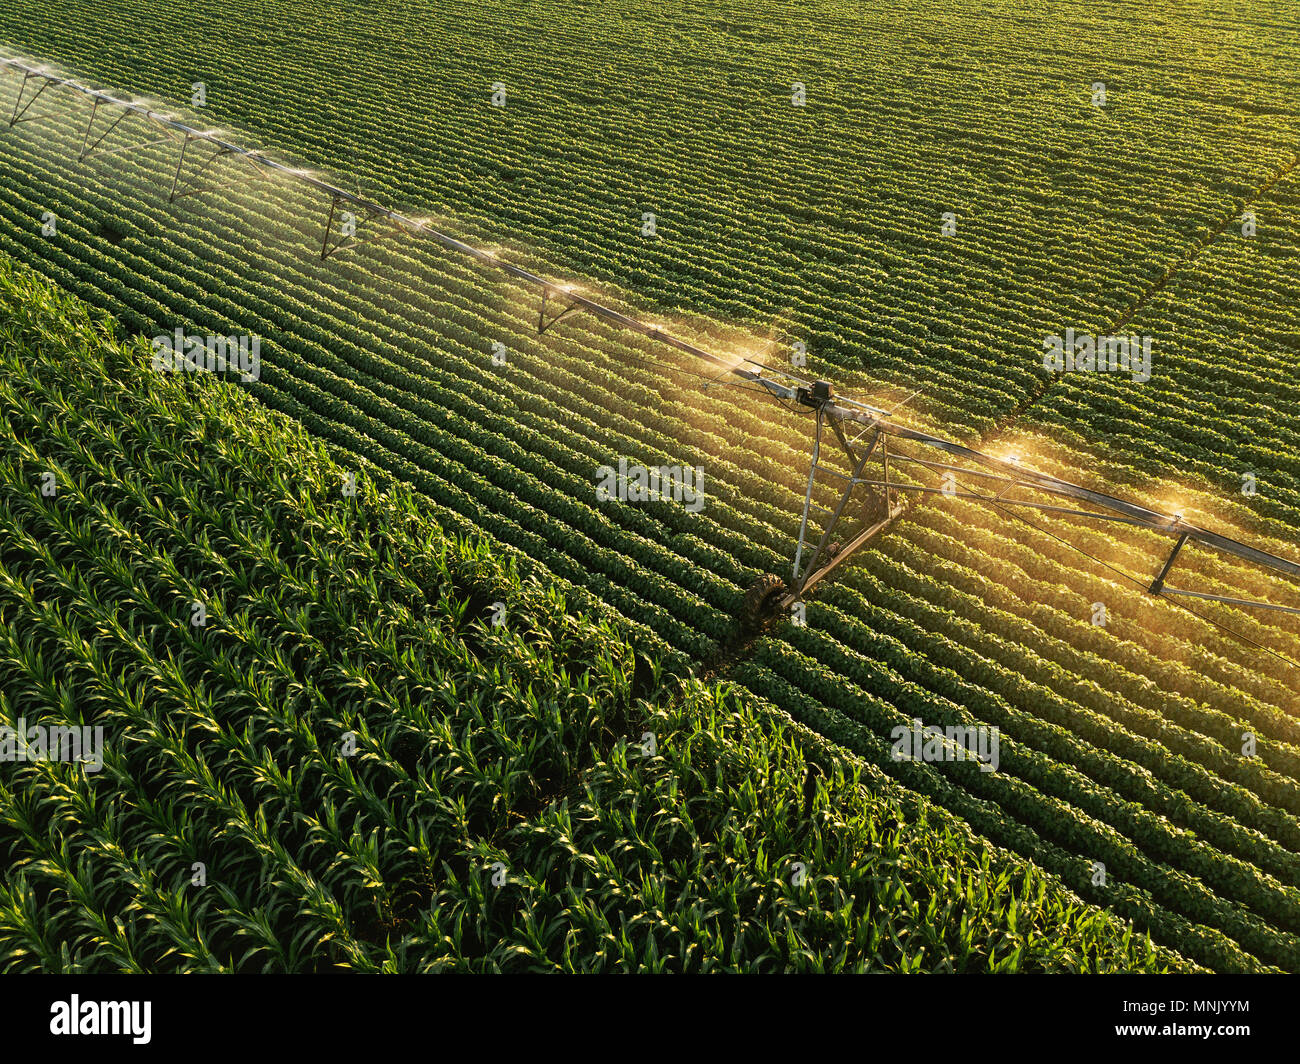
xmin=4 ymin=56 xmax=1300 ymax=647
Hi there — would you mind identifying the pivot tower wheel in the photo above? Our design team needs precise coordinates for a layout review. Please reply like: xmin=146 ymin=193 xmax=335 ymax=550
xmin=742 ymin=573 xmax=788 ymax=630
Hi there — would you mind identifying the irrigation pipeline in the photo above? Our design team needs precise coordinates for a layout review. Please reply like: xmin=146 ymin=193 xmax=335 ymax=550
xmin=0 ymin=61 xmax=910 ymax=440
xmin=0 ymin=57 xmax=782 ymax=383
xmin=4 ymin=55 xmax=1300 ymax=599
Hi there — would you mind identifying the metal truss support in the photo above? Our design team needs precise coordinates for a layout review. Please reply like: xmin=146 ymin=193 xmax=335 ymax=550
xmin=537 ymin=286 xmax=585 ymax=334
xmin=167 ymin=133 xmax=193 ymax=201
xmin=166 ymin=135 xmax=274 ymax=203
xmin=80 ymin=98 xmax=125 ymax=158
xmin=169 ymin=142 xmax=236 ymax=199
xmin=10 ymin=72 xmax=47 ymax=125
xmin=1159 ymin=587 xmax=1300 ymax=616
xmin=1149 ymin=531 xmax=1189 ymax=595
xmin=786 ymin=403 xmax=903 ymax=605
xmin=1151 ymin=530 xmax=1300 ymax=615
xmin=76 ymin=97 xmax=178 ymax=163
xmin=319 ymin=195 xmax=341 ymax=258
xmin=318 ymin=195 xmax=410 ymax=260
xmin=8 ymin=71 xmax=81 ymax=126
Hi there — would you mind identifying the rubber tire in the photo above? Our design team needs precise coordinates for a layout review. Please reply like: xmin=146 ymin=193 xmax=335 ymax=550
xmin=743 ymin=573 xmax=787 ymax=630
